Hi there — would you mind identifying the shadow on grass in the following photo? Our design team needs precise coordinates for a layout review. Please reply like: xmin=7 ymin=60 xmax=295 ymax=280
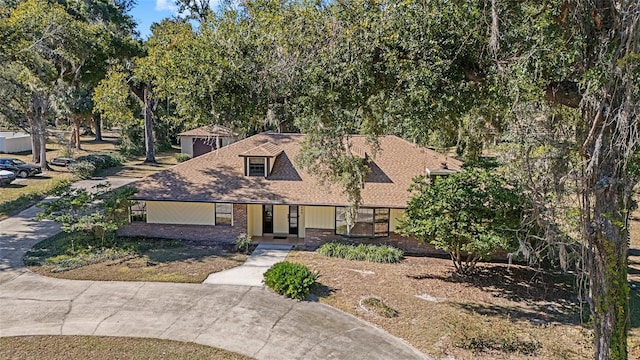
xmin=2 ymin=183 xmax=27 ymax=189
xmin=308 ymin=283 xmax=337 ymax=302
xmin=450 ymin=298 xmax=582 ymax=326
xmin=407 ymin=265 xmax=577 ymax=303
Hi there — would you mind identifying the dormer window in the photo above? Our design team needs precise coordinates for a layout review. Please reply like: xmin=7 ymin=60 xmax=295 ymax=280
xmin=239 ymin=141 xmax=283 ymax=177
xmin=248 ymin=157 xmax=267 ymax=177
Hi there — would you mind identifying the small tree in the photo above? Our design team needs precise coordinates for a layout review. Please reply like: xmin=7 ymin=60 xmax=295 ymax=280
xmin=400 ymin=168 xmax=523 ymax=274
xmin=37 ymin=184 xmax=137 ymax=250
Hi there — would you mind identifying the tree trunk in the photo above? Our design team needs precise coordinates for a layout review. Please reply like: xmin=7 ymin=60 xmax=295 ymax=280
xmin=73 ymin=116 xmax=82 ymax=150
xmin=94 ymin=115 xmax=102 ymax=141
xmin=143 ymin=86 xmax=156 ymax=163
xmin=577 ymin=2 xmax=638 ymax=358
xmin=584 ymin=150 xmax=630 ymax=360
xmin=30 ymin=122 xmax=40 ymax=164
xmin=31 ymin=91 xmax=49 ymax=170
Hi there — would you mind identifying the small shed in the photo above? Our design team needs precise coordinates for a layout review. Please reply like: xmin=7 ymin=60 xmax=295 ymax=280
xmin=178 ymin=125 xmax=239 ymax=158
xmin=0 ymin=132 xmax=32 ymax=153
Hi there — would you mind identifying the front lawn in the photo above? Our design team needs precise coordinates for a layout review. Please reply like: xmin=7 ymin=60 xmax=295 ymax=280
xmin=25 ymin=233 xmax=247 ymax=283
xmin=289 ymin=251 xmax=594 ymax=360
xmin=0 ymin=336 xmax=252 ymax=360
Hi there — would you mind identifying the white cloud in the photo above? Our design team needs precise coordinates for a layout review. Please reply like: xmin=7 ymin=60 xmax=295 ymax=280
xmin=155 ymin=0 xmax=178 ymax=13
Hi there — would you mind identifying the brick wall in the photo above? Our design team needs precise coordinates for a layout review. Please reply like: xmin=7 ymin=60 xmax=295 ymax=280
xmin=118 ymin=204 xmax=249 ymax=244
xmin=303 ymin=228 xmax=446 ymax=256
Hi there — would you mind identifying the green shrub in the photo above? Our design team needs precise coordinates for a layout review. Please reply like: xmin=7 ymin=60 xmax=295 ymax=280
xmin=263 ymin=261 xmax=319 ymax=300
xmin=75 ymin=153 xmax=124 ymax=171
xmin=234 ymin=233 xmax=253 ymax=253
xmin=175 ymin=153 xmax=192 ymax=162
xmin=68 ymin=161 xmax=95 ymax=179
xmin=317 ymin=242 xmax=404 ymax=263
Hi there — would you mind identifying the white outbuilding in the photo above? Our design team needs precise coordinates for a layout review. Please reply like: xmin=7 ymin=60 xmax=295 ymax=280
xmin=0 ymin=132 xmax=32 ymax=153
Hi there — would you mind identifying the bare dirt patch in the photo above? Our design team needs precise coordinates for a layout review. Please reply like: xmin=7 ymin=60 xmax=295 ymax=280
xmin=289 ymin=251 xmax=593 ymax=359
xmin=28 ymin=240 xmax=247 ymax=283
xmin=0 ymin=336 xmax=252 ymax=360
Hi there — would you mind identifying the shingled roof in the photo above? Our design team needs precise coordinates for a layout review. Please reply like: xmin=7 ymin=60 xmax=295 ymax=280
xmin=178 ymin=125 xmax=237 ymax=137
xmin=133 ymin=132 xmax=462 ymax=208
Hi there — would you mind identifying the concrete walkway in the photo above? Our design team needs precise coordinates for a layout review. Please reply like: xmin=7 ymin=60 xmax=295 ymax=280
xmin=0 ymin=179 xmax=430 ymax=360
xmin=203 ymin=244 xmax=292 ymax=286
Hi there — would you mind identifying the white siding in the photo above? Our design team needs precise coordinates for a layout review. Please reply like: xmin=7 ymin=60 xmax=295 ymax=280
xmin=0 ymin=132 xmax=31 ymax=153
xmin=273 ymin=205 xmax=289 ymax=234
xmin=247 ymin=204 xmax=262 ymax=236
xmin=180 ymin=136 xmax=194 ymax=157
xmin=147 ymin=201 xmax=214 ymax=225
xmin=304 ymin=206 xmax=335 ymax=229
xmin=298 ymin=206 xmax=306 ymax=237
xmin=389 ymin=208 xmax=405 ymax=232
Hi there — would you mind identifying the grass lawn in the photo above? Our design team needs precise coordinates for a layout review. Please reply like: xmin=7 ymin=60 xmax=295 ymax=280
xmin=25 ymin=233 xmax=247 ymax=283
xmin=289 ymin=251 xmax=596 ymax=360
xmin=0 ymin=336 xmax=252 ymax=360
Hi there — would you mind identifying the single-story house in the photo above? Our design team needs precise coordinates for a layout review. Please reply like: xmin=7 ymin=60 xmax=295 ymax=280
xmin=122 ymin=132 xmax=462 ymax=253
xmin=0 ymin=132 xmax=32 ymax=153
xmin=178 ymin=125 xmax=238 ymax=158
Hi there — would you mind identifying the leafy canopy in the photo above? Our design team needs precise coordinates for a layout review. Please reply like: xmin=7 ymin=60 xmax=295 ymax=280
xmin=401 ymin=169 xmax=523 ymax=274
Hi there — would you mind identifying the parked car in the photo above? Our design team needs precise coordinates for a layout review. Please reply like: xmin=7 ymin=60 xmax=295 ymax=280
xmin=0 ymin=158 xmax=42 ymax=178
xmin=0 ymin=170 xmax=16 ymax=186
xmin=50 ymin=157 xmax=76 ymax=167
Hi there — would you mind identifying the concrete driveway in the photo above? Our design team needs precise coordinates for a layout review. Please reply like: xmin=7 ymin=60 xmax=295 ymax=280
xmin=0 ymin=178 xmax=429 ymax=360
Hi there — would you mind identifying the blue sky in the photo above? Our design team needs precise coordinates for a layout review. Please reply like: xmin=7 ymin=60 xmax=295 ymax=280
xmin=129 ymin=1 xmax=175 ymax=39
xmin=129 ymin=1 xmax=226 ymax=38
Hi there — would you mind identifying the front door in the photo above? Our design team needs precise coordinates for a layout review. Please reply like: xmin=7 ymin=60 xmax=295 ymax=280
xmin=289 ymin=206 xmax=298 ymax=235
xmin=263 ymin=205 xmax=273 ymax=234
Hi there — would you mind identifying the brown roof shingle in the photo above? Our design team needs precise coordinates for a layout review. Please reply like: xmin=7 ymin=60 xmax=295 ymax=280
xmin=239 ymin=141 xmax=283 ymax=157
xmin=178 ymin=125 xmax=237 ymax=137
xmin=133 ymin=133 xmax=462 ymax=208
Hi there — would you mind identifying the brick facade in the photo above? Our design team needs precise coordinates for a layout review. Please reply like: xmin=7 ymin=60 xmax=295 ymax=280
xmin=304 ymin=228 xmax=447 ymax=256
xmin=118 ymin=204 xmax=248 ymax=244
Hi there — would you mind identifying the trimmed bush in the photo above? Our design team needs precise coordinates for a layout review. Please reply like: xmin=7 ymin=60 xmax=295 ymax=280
xmin=263 ymin=261 xmax=318 ymax=300
xmin=175 ymin=153 xmax=192 ymax=162
xmin=317 ymin=242 xmax=404 ymax=263
xmin=68 ymin=161 xmax=96 ymax=179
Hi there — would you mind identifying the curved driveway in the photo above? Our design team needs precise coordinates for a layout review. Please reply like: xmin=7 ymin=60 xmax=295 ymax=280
xmin=0 ymin=178 xmax=428 ymax=360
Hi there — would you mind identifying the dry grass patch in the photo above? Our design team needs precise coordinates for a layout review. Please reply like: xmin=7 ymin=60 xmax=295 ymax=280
xmin=289 ymin=251 xmax=593 ymax=359
xmin=27 ymin=235 xmax=247 ymax=283
xmin=0 ymin=336 xmax=252 ymax=359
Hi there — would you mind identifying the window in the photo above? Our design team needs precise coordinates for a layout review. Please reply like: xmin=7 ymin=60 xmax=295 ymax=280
xmin=215 ymin=203 xmax=233 ymax=226
xmin=248 ymin=157 xmax=266 ymax=176
xmin=130 ymin=201 xmax=147 ymax=222
xmin=335 ymin=207 xmax=389 ymax=237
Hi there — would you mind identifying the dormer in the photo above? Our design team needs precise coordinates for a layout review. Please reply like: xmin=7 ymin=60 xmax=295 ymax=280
xmin=239 ymin=141 xmax=283 ymax=177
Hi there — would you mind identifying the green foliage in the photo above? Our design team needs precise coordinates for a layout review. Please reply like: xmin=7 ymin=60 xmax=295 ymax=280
xmin=263 ymin=261 xmax=318 ymax=300
xmin=361 ymin=297 xmax=399 ymax=318
xmin=23 ymin=233 xmax=180 ymax=273
xmin=233 ymin=233 xmax=253 ymax=254
xmin=175 ymin=153 xmax=192 ymax=162
xmin=68 ymin=161 xmax=95 ymax=179
xmin=37 ymin=184 xmax=137 ymax=249
xmin=401 ymin=169 xmax=523 ymax=274
xmin=317 ymin=242 xmax=404 ymax=263
xmin=75 ymin=153 xmax=124 ymax=170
